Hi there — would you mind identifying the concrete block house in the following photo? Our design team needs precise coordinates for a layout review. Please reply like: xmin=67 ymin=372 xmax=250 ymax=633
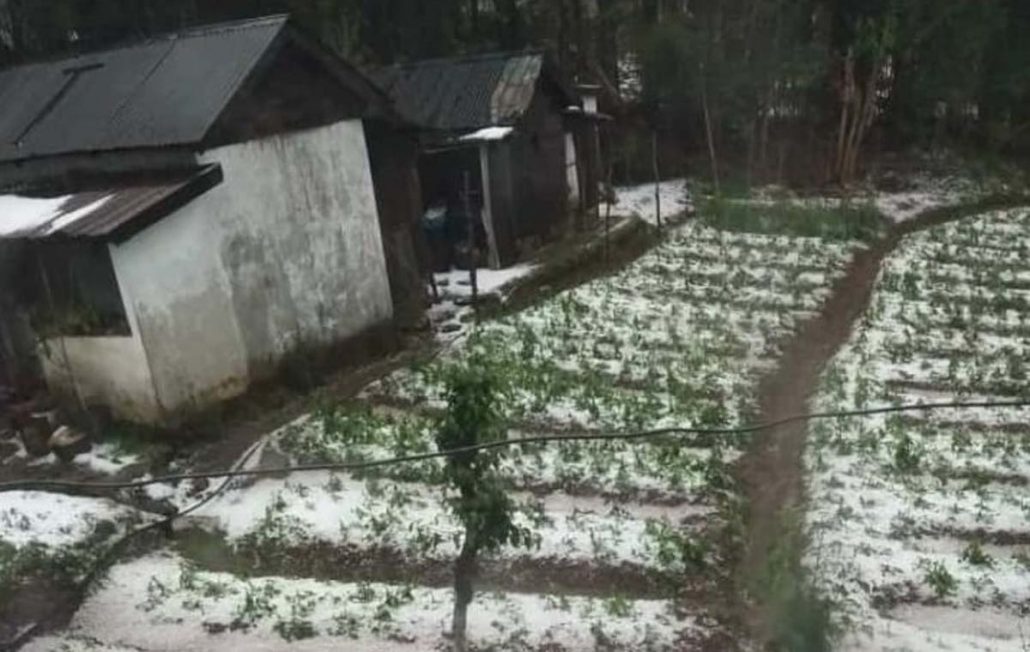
xmin=0 ymin=16 xmax=424 ymax=423
xmin=372 ymin=52 xmax=600 ymax=269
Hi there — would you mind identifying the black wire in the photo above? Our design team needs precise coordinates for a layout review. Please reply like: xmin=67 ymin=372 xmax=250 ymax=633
xmin=3 ymin=399 xmax=1027 ymax=494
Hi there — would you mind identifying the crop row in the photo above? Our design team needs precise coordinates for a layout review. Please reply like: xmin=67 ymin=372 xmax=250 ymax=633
xmin=806 ymin=207 xmax=1030 ymax=650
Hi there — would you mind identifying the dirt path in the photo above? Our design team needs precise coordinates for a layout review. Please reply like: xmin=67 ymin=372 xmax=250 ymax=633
xmin=735 ymin=195 xmax=1030 ymax=647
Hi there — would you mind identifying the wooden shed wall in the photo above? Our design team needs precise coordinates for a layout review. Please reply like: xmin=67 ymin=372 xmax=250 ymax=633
xmin=364 ymin=121 xmax=428 ymax=328
xmin=506 ymin=90 xmax=569 ymax=241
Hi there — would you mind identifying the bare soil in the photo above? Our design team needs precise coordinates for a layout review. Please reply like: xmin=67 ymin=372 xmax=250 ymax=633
xmin=0 ymin=580 xmax=78 ymax=650
xmin=173 ymin=529 xmax=704 ymax=600
xmin=738 ymin=233 xmax=898 ymax=642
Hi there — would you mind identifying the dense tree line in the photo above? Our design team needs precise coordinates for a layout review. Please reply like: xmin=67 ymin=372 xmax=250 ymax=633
xmin=2 ymin=0 xmax=1027 ymax=186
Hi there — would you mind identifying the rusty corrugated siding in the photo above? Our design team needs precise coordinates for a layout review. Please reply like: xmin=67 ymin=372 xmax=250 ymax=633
xmin=1 ymin=166 xmax=222 ymax=240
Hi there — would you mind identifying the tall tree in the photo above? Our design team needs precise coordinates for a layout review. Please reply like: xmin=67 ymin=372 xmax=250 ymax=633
xmin=435 ymin=356 xmax=536 ymax=652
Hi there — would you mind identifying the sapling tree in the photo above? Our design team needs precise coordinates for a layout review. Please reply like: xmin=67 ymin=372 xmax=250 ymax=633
xmin=435 ymin=356 xmax=534 ymax=652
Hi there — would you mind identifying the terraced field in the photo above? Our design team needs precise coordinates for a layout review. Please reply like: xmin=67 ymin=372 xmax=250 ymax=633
xmin=11 ymin=201 xmax=874 ymax=651
xmin=807 ymin=207 xmax=1030 ymax=651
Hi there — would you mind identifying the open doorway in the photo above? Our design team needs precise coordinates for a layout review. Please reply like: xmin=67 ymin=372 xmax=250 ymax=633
xmin=418 ymin=147 xmax=487 ymax=273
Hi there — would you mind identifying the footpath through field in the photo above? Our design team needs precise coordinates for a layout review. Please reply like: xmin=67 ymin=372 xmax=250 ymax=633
xmin=739 ymin=195 xmax=1030 ymax=650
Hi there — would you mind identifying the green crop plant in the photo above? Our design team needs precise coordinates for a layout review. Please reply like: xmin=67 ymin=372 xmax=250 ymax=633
xmin=920 ymin=560 xmax=959 ymax=599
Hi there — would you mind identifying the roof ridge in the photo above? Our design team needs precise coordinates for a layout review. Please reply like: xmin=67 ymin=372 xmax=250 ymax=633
xmin=156 ymin=14 xmax=290 ymax=41
xmin=381 ymin=49 xmax=544 ymax=71
xmin=107 ymin=14 xmax=289 ymax=51
xmin=0 ymin=15 xmax=290 ymax=71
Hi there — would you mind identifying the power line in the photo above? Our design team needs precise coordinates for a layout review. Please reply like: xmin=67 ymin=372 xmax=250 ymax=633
xmin=1 ymin=399 xmax=1027 ymax=494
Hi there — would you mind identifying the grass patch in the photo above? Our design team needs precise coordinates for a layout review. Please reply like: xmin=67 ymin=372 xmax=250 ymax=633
xmin=701 ymin=197 xmax=885 ymax=241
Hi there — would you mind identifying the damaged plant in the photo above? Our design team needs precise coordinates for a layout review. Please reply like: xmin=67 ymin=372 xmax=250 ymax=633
xmin=435 ymin=355 xmax=535 ymax=652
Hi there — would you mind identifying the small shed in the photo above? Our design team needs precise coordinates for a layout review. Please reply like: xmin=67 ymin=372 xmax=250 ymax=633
xmin=0 ymin=16 xmax=421 ymax=423
xmin=373 ymin=51 xmax=598 ymax=269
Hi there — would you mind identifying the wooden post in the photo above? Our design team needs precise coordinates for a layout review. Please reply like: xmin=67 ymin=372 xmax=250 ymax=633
xmin=462 ymin=172 xmax=479 ymax=310
xmin=652 ymin=128 xmax=662 ymax=228
xmin=604 ymin=158 xmax=614 ymax=263
xmin=593 ymin=122 xmax=602 ymax=227
xmin=477 ymin=144 xmax=501 ymax=269
xmin=429 ymin=272 xmax=439 ymax=303
xmin=0 ymin=316 xmax=15 ymax=388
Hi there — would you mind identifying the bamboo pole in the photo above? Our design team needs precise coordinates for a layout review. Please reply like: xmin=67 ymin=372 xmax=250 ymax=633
xmin=462 ymin=172 xmax=478 ymax=312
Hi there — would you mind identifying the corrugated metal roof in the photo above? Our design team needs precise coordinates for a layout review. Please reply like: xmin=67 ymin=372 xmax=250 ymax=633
xmin=0 ymin=16 xmax=289 ymax=163
xmin=0 ymin=165 xmax=223 ymax=241
xmin=371 ymin=52 xmax=559 ymax=132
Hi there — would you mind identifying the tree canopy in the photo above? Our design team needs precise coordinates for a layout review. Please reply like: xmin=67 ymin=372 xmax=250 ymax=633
xmin=2 ymin=0 xmax=1027 ymax=184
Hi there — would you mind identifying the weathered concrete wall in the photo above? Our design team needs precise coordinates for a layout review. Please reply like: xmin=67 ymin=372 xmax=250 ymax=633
xmin=111 ymin=119 xmax=391 ymax=420
xmin=197 ymin=119 xmax=392 ymax=369
xmin=40 ymin=334 xmax=161 ymax=423
xmin=110 ymin=203 xmax=248 ymax=416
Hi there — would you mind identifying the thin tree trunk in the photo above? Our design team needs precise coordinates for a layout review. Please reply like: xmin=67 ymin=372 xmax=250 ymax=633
xmin=835 ymin=101 xmax=851 ymax=180
xmin=652 ymin=129 xmax=661 ymax=228
xmin=745 ymin=117 xmax=757 ymax=190
xmin=857 ymin=63 xmax=882 ymax=173
xmin=759 ymin=110 xmax=770 ymax=177
xmin=843 ymin=60 xmax=881 ymax=183
xmin=699 ymin=64 xmax=720 ymax=195
xmin=834 ymin=49 xmax=855 ymax=182
xmin=451 ymin=537 xmax=477 ymax=652
xmin=469 ymin=0 xmax=479 ymax=39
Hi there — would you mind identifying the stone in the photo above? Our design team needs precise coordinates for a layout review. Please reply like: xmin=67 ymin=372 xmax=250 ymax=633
xmin=49 ymin=426 xmax=92 ymax=463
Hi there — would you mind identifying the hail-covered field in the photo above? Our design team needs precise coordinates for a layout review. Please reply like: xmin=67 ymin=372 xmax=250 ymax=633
xmin=33 ymin=203 xmax=866 ymax=651
xmin=0 ymin=492 xmax=147 ymax=644
xmin=806 ymin=207 xmax=1030 ymax=651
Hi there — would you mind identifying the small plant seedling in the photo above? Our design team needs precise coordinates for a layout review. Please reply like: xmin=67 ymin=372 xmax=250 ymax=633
xmin=961 ymin=541 xmax=995 ymax=568
xmin=921 ymin=560 xmax=958 ymax=599
xmin=893 ymin=433 xmax=921 ymax=473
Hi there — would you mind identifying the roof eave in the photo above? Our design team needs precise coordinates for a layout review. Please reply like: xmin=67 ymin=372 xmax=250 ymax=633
xmin=107 ymin=163 xmax=224 ymax=244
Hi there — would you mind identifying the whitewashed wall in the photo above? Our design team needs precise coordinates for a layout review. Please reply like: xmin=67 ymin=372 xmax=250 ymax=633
xmin=103 ymin=119 xmax=391 ymax=420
